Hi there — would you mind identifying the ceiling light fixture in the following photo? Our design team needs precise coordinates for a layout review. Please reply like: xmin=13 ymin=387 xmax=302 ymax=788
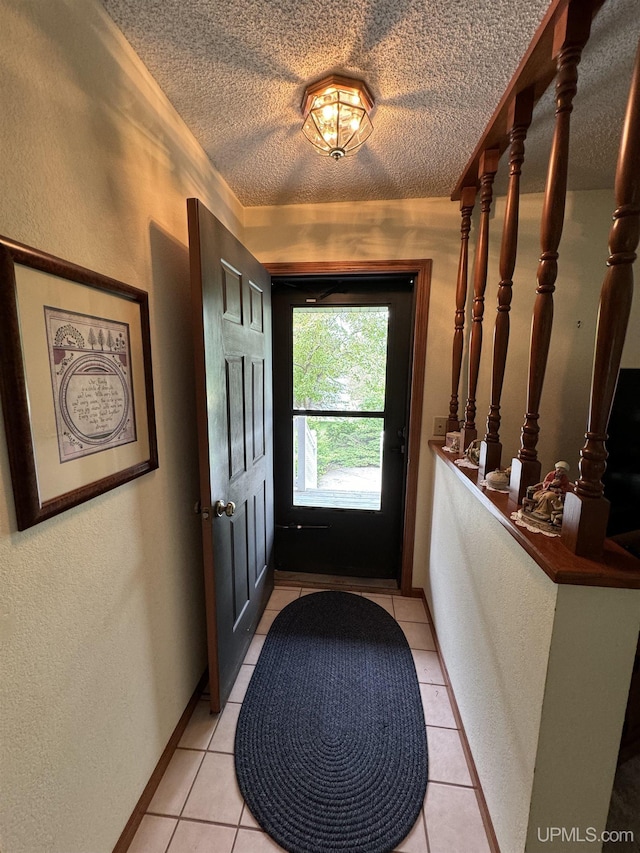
xmin=301 ymin=74 xmax=374 ymax=160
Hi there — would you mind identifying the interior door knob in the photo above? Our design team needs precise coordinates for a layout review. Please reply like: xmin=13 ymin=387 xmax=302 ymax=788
xmin=214 ymin=500 xmax=236 ymax=517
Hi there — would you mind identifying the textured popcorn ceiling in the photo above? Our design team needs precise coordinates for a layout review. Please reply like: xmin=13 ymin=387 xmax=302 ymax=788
xmin=495 ymin=0 xmax=640 ymax=198
xmin=100 ymin=0 xmax=637 ymax=207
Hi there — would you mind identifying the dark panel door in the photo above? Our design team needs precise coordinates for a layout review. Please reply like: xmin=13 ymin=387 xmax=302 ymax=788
xmin=272 ymin=278 xmax=413 ymax=579
xmin=188 ymin=199 xmax=274 ymax=712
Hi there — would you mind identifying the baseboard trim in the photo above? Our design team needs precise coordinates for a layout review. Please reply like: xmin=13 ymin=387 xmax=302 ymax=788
xmin=112 ymin=668 xmax=209 ymax=853
xmin=412 ymin=587 xmax=501 ymax=853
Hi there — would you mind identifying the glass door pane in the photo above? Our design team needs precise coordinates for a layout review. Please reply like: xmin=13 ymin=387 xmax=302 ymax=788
xmin=293 ymin=415 xmax=383 ymax=510
xmin=292 ymin=306 xmax=389 ymax=411
xmin=292 ymin=305 xmax=389 ymax=510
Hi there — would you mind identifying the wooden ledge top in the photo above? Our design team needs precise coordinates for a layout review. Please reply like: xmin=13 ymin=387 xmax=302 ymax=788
xmin=430 ymin=442 xmax=640 ymax=590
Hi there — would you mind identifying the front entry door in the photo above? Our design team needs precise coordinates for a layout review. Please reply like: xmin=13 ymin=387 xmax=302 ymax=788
xmin=188 ymin=199 xmax=274 ymax=712
xmin=272 ymin=277 xmax=414 ymax=579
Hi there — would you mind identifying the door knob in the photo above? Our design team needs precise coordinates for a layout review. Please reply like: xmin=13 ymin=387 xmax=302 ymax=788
xmin=214 ymin=500 xmax=236 ymax=517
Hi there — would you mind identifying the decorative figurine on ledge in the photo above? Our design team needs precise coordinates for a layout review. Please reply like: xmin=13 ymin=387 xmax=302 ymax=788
xmin=484 ymin=468 xmax=511 ymax=491
xmin=519 ymin=460 xmax=574 ymax=533
xmin=444 ymin=431 xmax=461 ymax=453
xmin=465 ymin=439 xmax=481 ymax=466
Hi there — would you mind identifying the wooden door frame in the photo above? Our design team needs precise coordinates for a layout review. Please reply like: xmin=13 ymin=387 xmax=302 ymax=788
xmin=265 ymin=259 xmax=432 ymax=596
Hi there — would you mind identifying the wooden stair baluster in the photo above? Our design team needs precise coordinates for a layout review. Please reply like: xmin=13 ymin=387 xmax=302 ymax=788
xmin=562 ymin=37 xmax=640 ymax=559
xmin=509 ymin=4 xmax=592 ymax=503
xmin=479 ymin=89 xmax=534 ymax=479
xmin=447 ymin=187 xmax=477 ymax=433
xmin=460 ymin=149 xmax=500 ymax=450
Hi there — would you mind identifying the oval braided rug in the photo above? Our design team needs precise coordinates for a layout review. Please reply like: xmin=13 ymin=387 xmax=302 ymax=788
xmin=234 ymin=591 xmax=428 ymax=853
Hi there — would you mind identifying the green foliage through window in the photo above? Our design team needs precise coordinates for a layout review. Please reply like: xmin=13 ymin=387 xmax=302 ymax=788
xmin=292 ymin=305 xmax=389 ymax=476
xmin=292 ymin=306 xmax=389 ymax=412
xmin=306 ymin=417 xmax=383 ymax=476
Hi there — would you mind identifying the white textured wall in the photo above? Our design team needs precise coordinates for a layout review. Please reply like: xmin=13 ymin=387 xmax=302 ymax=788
xmin=0 ymin=1 xmax=243 ymax=851
xmin=429 ymin=454 xmax=558 ymax=853
xmin=430 ymin=456 xmax=640 ymax=853
xmin=527 ymin=585 xmax=640 ymax=852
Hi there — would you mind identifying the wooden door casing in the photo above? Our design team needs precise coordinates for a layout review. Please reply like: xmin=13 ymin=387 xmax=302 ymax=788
xmin=266 ymin=260 xmax=431 ymax=596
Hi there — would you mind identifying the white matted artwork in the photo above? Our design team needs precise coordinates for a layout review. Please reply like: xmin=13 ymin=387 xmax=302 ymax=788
xmin=44 ymin=308 xmax=137 ymax=462
xmin=0 ymin=235 xmax=158 ymax=529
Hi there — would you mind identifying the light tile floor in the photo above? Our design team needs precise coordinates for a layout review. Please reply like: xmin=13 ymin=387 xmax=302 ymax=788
xmin=128 ymin=587 xmax=493 ymax=853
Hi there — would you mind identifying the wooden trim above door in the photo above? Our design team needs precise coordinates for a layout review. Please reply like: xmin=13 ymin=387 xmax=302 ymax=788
xmin=265 ymin=260 xmax=432 ymax=596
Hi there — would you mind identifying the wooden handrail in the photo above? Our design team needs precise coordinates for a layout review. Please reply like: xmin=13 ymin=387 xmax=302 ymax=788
xmin=447 ymin=186 xmax=477 ymax=433
xmin=562 ymin=37 xmax=640 ymax=558
xmin=460 ymin=149 xmax=500 ymax=450
xmin=442 ymin=0 xmax=640 ymax=567
xmin=432 ymin=442 xmax=640 ymax=587
xmin=479 ymin=89 xmax=534 ymax=478
xmin=509 ymin=3 xmax=593 ymax=503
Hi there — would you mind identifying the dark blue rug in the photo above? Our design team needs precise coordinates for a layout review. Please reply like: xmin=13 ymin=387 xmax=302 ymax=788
xmin=234 ymin=591 xmax=428 ymax=853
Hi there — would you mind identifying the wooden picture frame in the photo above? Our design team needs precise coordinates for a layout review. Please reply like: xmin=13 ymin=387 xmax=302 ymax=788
xmin=0 ymin=235 xmax=158 ymax=530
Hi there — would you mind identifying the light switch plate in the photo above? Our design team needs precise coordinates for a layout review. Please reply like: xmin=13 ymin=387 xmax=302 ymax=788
xmin=433 ymin=416 xmax=448 ymax=437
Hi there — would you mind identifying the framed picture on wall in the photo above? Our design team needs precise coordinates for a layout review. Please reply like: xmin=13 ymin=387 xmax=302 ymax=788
xmin=0 ymin=234 xmax=158 ymax=530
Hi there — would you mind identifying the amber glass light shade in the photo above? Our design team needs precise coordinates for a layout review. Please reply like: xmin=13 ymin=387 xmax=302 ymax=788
xmin=301 ymin=75 xmax=374 ymax=160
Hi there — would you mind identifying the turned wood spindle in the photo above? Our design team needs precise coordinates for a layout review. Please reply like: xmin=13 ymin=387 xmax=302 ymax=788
xmin=509 ymin=5 xmax=592 ymax=504
xmin=447 ymin=186 xmax=477 ymax=433
xmin=562 ymin=37 xmax=640 ymax=559
xmin=460 ymin=149 xmax=500 ymax=451
xmin=479 ymin=90 xmax=534 ymax=478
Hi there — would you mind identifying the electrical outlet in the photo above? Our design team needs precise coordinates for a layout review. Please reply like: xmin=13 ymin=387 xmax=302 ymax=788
xmin=433 ymin=416 xmax=448 ymax=437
